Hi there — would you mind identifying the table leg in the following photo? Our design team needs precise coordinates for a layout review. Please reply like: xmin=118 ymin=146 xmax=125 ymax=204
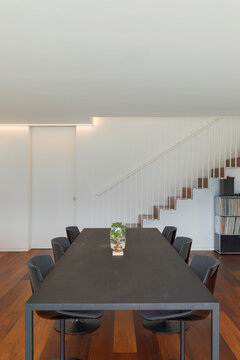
xmin=25 ymin=305 xmax=33 ymax=360
xmin=211 ymin=304 xmax=219 ymax=360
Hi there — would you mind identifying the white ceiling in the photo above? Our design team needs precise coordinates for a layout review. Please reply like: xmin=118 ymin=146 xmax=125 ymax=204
xmin=0 ymin=0 xmax=240 ymax=123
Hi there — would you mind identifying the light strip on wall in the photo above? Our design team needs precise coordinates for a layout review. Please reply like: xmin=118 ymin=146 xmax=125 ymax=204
xmin=0 ymin=119 xmax=94 ymax=127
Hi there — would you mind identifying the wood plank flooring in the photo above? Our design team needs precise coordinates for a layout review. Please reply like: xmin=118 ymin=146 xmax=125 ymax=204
xmin=0 ymin=250 xmax=239 ymax=360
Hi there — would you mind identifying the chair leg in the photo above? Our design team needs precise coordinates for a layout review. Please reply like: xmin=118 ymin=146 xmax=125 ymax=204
xmin=180 ymin=320 xmax=185 ymax=360
xmin=60 ymin=319 xmax=65 ymax=360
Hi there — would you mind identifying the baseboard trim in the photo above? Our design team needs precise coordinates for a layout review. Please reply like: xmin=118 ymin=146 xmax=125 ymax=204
xmin=191 ymin=247 xmax=214 ymax=251
xmin=30 ymin=247 xmax=52 ymax=250
xmin=0 ymin=248 xmax=29 ymax=252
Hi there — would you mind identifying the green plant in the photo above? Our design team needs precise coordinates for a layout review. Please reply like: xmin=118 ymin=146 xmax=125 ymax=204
xmin=110 ymin=222 xmax=127 ymax=240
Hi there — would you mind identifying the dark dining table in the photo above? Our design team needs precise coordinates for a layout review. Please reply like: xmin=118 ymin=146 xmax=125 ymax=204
xmin=25 ymin=228 xmax=219 ymax=359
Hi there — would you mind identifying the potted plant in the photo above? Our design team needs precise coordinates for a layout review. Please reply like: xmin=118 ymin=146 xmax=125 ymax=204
xmin=110 ymin=222 xmax=127 ymax=250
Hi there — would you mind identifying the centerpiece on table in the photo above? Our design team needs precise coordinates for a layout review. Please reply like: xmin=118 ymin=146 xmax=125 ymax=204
xmin=110 ymin=222 xmax=127 ymax=256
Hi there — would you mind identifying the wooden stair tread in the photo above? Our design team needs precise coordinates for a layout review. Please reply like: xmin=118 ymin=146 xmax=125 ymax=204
xmin=198 ymin=177 xmax=208 ymax=188
xmin=139 ymin=214 xmax=155 ymax=227
xmin=139 ymin=215 xmax=154 ymax=220
xmin=125 ymin=223 xmax=141 ymax=228
xmin=211 ymin=167 xmax=225 ymax=178
xmin=182 ymin=187 xmax=192 ymax=199
xmin=154 ymin=205 xmax=171 ymax=209
xmin=226 ymin=157 xmax=240 ymax=167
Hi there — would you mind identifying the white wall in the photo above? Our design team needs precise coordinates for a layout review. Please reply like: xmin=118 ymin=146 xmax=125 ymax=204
xmin=0 ymin=126 xmax=30 ymax=250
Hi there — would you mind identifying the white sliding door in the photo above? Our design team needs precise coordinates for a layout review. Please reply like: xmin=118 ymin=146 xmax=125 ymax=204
xmin=31 ymin=127 xmax=76 ymax=248
xmin=0 ymin=126 xmax=30 ymax=251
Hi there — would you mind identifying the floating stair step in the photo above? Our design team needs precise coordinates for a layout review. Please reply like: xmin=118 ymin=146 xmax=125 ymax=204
xmin=157 ymin=205 xmax=171 ymax=209
xmin=226 ymin=157 xmax=240 ymax=167
xmin=168 ymin=196 xmax=180 ymax=210
xmin=182 ymin=187 xmax=192 ymax=199
xmin=153 ymin=205 xmax=171 ymax=218
xmin=211 ymin=167 xmax=225 ymax=178
xmin=198 ymin=177 xmax=208 ymax=188
xmin=125 ymin=223 xmax=141 ymax=228
xmin=139 ymin=214 xmax=155 ymax=227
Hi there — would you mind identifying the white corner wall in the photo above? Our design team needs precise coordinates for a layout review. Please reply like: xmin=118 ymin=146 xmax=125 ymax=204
xmin=0 ymin=126 xmax=30 ymax=250
xmin=0 ymin=117 xmax=236 ymax=251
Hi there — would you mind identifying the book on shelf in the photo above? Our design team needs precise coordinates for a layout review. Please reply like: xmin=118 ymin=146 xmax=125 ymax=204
xmin=216 ymin=197 xmax=240 ymax=216
xmin=215 ymin=216 xmax=240 ymax=235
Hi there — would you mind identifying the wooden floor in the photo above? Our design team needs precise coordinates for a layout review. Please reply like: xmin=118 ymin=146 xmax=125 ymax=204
xmin=0 ymin=250 xmax=240 ymax=360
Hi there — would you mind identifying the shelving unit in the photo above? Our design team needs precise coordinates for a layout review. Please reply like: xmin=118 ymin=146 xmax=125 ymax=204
xmin=215 ymin=196 xmax=240 ymax=254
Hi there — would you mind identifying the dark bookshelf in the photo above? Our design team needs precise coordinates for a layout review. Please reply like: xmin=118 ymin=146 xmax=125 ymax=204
xmin=215 ymin=196 xmax=240 ymax=254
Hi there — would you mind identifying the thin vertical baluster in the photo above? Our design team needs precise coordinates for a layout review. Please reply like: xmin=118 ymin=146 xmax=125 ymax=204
xmin=150 ymin=163 xmax=152 ymax=221
xmin=119 ymin=181 xmax=122 ymax=224
xmin=146 ymin=141 xmax=149 ymax=221
xmin=90 ymin=166 xmax=93 ymax=227
xmin=135 ymin=172 xmax=138 ymax=225
xmin=213 ymin=122 xmax=215 ymax=178
xmin=116 ymin=182 xmax=118 ymax=224
xmin=235 ymin=118 xmax=237 ymax=167
xmin=191 ymin=137 xmax=193 ymax=191
xmin=141 ymin=166 xmax=144 ymax=223
xmin=114 ymin=187 xmax=116 ymax=225
xmin=167 ymin=154 xmax=170 ymax=208
xmin=224 ymin=119 xmax=227 ymax=171
xmin=163 ymin=157 xmax=166 ymax=208
xmin=180 ymin=143 xmax=182 ymax=199
xmin=101 ymin=193 xmax=106 ymax=227
xmin=230 ymin=118 xmax=232 ymax=167
xmin=218 ymin=120 xmax=221 ymax=178
xmin=238 ymin=118 xmax=240 ymax=166
xmin=107 ymin=174 xmax=110 ymax=227
xmin=196 ymin=133 xmax=199 ymax=184
xmin=157 ymin=161 xmax=160 ymax=219
xmin=136 ymin=172 xmax=139 ymax=226
xmin=112 ymin=187 xmax=114 ymax=225
xmin=153 ymin=160 xmax=155 ymax=220
xmin=185 ymin=142 xmax=188 ymax=197
xmin=167 ymin=154 xmax=170 ymax=204
xmin=130 ymin=144 xmax=133 ymax=226
xmin=134 ymin=172 xmax=137 ymax=226
xmin=135 ymin=134 xmax=138 ymax=225
xmin=175 ymin=148 xmax=177 ymax=201
xmin=122 ymin=180 xmax=124 ymax=225
xmin=207 ymin=124 xmax=210 ymax=185
xmin=199 ymin=133 xmax=202 ymax=188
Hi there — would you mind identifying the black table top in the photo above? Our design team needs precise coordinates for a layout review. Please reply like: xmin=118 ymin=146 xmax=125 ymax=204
xmin=27 ymin=228 xmax=217 ymax=310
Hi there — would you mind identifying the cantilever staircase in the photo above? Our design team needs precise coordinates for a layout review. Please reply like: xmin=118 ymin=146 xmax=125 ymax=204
xmin=125 ymin=156 xmax=240 ymax=228
xmin=96 ymin=117 xmax=240 ymax=229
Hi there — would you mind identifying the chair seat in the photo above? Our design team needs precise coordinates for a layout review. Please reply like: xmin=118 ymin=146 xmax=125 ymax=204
xmin=140 ymin=309 xmax=193 ymax=321
xmin=58 ymin=310 xmax=104 ymax=318
xmin=37 ymin=309 xmax=104 ymax=320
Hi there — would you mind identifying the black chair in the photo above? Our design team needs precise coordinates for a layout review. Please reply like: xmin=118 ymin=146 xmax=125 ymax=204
xmin=149 ymin=236 xmax=192 ymax=335
xmin=51 ymin=237 xmax=102 ymax=335
xmin=162 ymin=226 xmax=177 ymax=245
xmin=173 ymin=237 xmax=192 ymax=264
xmin=52 ymin=237 xmax=70 ymax=263
xmin=66 ymin=226 xmax=80 ymax=244
xmin=140 ymin=255 xmax=220 ymax=360
xmin=151 ymin=236 xmax=192 ymax=334
xmin=27 ymin=255 xmax=104 ymax=360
